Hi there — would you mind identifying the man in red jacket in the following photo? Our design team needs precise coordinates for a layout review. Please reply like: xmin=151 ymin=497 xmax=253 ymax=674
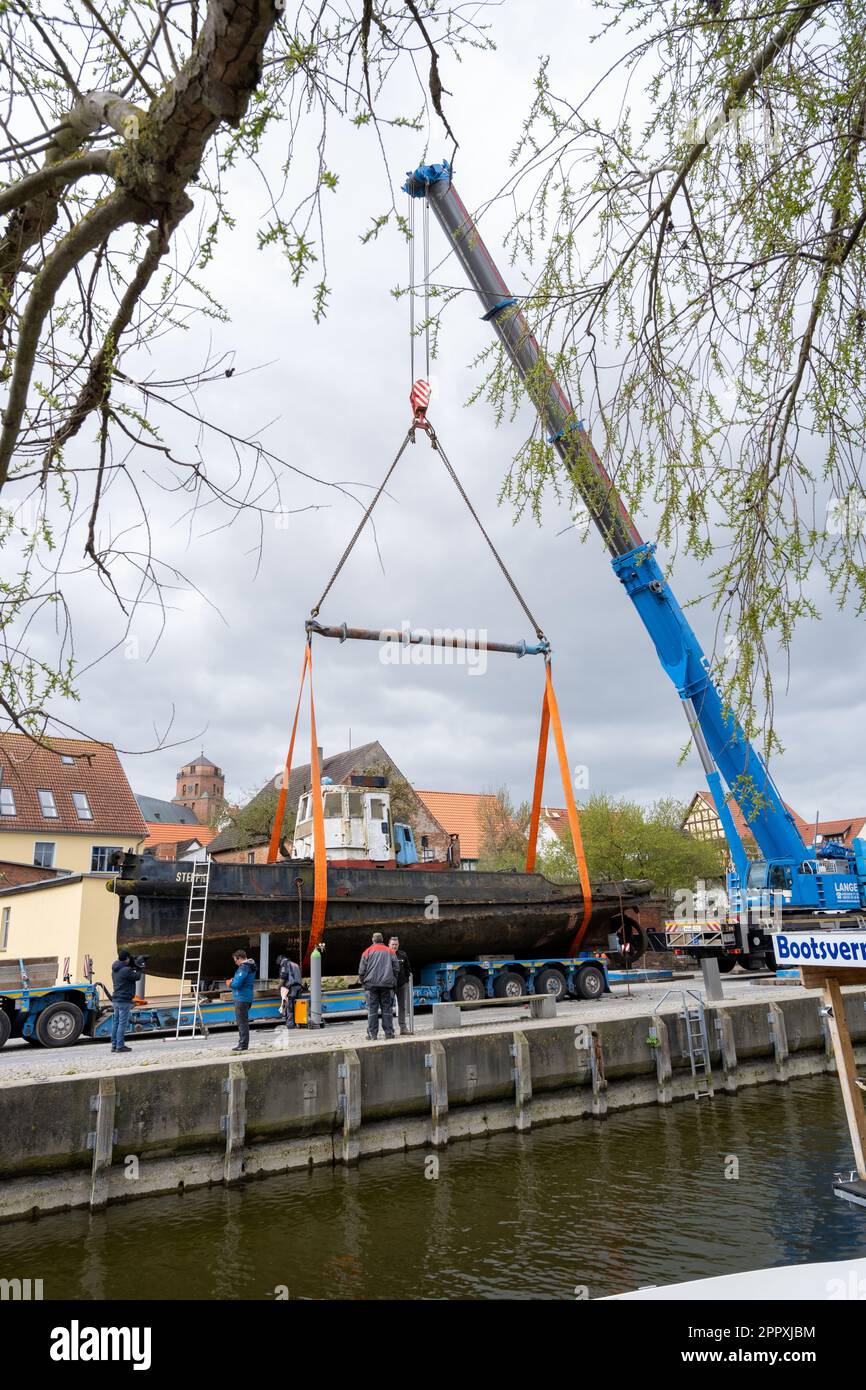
xmin=358 ymin=932 xmax=399 ymax=1040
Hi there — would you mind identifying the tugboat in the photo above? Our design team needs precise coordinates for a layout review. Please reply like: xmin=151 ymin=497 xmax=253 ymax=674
xmin=112 ymin=775 xmax=654 ymax=979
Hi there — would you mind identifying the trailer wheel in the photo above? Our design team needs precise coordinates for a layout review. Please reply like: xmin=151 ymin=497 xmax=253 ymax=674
xmin=534 ymin=968 xmax=567 ymax=999
xmin=34 ymin=1000 xmax=84 ymax=1048
xmin=451 ymin=974 xmax=486 ymax=1003
xmin=493 ymin=971 xmax=526 ymax=999
xmin=576 ymin=965 xmax=606 ymax=1000
xmin=0 ymin=1011 xmax=10 ymax=1048
xmin=717 ymin=956 xmax=737 ymax=973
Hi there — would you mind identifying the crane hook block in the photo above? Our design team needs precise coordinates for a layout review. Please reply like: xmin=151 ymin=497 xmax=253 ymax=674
xmin=410 ymin=378 xmax=432 ymax=430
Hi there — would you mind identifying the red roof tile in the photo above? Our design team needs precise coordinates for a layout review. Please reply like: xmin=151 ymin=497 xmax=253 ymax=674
xmin=0 ymin=734 xmax=147 ymax=837
xmin=414 ymin=790 xmax=500 ymax=861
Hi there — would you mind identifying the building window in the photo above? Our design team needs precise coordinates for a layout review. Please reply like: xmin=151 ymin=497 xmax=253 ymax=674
xmin=91 ymin=846 xmax=120 ymax=873
xmin=1 ymin=906 xmax=9 ymax=949
xmin=60 ymin=754 xmax=75 ymax=765
xmin=72 ymin=791 xmax=93 ymax=821
xmin=0 ymin=786 xmax=16 ymax=816
xmin=33 ymin=842 xmax=55 ymax=869
xmin=37 ymin=789 xmax=58 ymax=818
xmin=246 ymin=851 xmax=255 ymax=864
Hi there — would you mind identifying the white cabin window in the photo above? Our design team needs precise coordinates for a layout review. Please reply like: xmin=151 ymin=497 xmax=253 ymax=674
xmin=347 ymin=791 xmax=363 ymax=819
xmin=324 ymin=792 xmax=343 ymax=819
xmin=297 ymin=794 xmax=310 ymax=821
xmin=370 ymin=798 xmax=385 ymax=822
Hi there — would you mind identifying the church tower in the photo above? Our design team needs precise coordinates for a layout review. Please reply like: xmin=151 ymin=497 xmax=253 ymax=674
xmin=173 ymin=753 xmax=225 ymax=824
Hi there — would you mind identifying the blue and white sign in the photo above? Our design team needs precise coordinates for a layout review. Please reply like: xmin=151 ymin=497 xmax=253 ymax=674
xmin=772 ymin=931 xmax=866 ymax=967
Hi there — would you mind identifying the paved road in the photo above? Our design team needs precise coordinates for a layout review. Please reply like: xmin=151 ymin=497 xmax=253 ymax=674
xmin=0 ymin=972 xmax=808 ymax=1086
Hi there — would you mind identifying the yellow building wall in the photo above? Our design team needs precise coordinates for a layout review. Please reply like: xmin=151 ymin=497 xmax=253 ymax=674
xmin=0 ymin=829 xmax=142 ymax=875
xmin=0 ymin=874 xmax=180 ymax=996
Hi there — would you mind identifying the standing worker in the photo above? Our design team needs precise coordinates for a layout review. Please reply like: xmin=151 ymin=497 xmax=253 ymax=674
xmin=358 ymin=932 xmax=398 ymax=1040
xmin=228 ymin=949 xmax=257 ymax=1053
xmin=277 ymin=953 xmax=303 ymax=1029
xmin=388 ymin=935 xmax=413 ymax=1036
xmin=110 ymin=950 xmax=143 ymax=1053
xmin=446 ymin=834 xmax=462 ymax=869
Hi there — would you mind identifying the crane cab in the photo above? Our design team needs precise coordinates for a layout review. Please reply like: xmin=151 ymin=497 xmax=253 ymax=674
xmin=729 ymin=841 xmax=863 ymax=915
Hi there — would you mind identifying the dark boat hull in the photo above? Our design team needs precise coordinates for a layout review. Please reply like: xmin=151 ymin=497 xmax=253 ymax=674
xmin=112 ymin=857 xmax=653 ymax=980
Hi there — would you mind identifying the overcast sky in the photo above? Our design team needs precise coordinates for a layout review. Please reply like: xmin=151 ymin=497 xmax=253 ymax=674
xmin=26 ymin=2 xmax=864 ymax=822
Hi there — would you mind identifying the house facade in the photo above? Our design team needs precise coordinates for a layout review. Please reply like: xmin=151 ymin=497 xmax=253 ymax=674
xmin=0 ymin=734 xmax=147 ymax=874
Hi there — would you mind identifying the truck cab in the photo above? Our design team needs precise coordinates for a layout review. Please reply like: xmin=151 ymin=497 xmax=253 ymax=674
xmin=292 ymin=774 xmax=418 ymax=866
xmin=728 ymin=837 xmax=865 ymax=916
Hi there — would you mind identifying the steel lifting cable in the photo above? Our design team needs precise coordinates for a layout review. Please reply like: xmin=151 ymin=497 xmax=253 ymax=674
xmin=408 ymin=186 xmax=432 ymax=392
xmin=430 ymin=426 xmax=546 ymax=643
xmin=309 ymin=430 xmax=414 ymax=619
xmin=309 ymin=422 xmax=546 ymax=645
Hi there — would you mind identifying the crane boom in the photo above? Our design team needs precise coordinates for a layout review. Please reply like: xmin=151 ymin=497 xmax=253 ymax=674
xmin=403 ymin=161 xmax=815 ymax=881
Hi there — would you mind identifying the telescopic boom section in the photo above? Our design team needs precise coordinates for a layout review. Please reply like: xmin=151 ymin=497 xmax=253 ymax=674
xmin=405 ymin=162 xmax=808 ymax=870
xmin=403 ymin=163 xmax=642 ymax=558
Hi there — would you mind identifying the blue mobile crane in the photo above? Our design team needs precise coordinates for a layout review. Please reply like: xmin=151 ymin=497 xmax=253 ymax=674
xmin=404 ymin=162 xmax=866 ymax=971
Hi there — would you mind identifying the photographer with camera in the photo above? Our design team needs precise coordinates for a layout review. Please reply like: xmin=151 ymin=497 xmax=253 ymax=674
xmin=110 ymin=950 xmax=145 ymax=1053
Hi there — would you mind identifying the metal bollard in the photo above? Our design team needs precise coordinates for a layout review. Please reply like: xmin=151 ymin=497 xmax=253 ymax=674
xmin=309 ymin=946 xmax=323 ymax=1029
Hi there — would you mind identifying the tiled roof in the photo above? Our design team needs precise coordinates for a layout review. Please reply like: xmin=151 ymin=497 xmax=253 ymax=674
xmin=539 ymin=806 xmax=571 ymax=842
xmin=208 ymin=741 xmax=387 ymax=854
xmin=414 ymin=790 xmax=500 ymax=861
xmin=0 ymin=734 xmax=147 ymax=837
xmin=135 ymin=794 xmax=201 ymax=825
xmin=143 ymin=823 xmax=217 ymax=849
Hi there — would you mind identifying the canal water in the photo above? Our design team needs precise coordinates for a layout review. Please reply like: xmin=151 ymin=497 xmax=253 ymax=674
xmin=2 ymin=1075 xmax=865 ymax=1300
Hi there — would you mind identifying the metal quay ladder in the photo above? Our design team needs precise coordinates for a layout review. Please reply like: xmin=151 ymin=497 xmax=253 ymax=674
xmin=657 ymin=988 xmax=714 ymax=1100
xmin=174 ymin=857 xmax=211 ymax=1039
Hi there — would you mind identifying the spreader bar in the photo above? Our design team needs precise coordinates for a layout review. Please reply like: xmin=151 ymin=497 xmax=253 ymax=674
xmin=306 ymin=619 xmax=550 ymax=658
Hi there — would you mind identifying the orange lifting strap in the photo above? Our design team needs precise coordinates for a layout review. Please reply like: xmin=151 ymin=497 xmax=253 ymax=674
xmin=267 ymin=644 xmax=327 ymax=969
xmin=525 ymin=663 xmax=593 ymax=952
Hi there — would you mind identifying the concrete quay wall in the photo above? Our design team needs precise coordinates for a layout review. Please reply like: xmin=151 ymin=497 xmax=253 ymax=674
xmin=1 ymin=989 xmax=864 ymax=1223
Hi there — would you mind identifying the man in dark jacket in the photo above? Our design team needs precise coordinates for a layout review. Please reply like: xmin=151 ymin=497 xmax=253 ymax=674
xmin=277 ymin=954 xmax=303 ymax=1029
xmin=229 ymin=950 xmax=257 ymax=1052
xmin=110 ymin=951 xmax=142 ymax=1053
xmin=388 ymin=935 xmax=413 ymax=1036
xmin=358 ymin=932 xmax=398 ymax=1040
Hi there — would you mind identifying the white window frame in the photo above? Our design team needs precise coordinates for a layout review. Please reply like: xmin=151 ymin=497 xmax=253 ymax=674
xmin=33 ymin=841 xmax=56 ymax=869
xmin=1 ymin=905 xmax=9 ymax=949
xmin=72 ymin=791 xmax=93 ymax=821
xmin=0 ymin=786 xmax=16 ymax=816
xmin=60 ymin=754 xmax=75 ymax=766
xmin=37 ymin=789 xmax=58 ymax=818
xmin=90 ymin=845 xmax=117 ymax=873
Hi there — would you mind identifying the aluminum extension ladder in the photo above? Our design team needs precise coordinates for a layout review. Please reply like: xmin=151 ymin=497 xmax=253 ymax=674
xmin=174 ymin=858 xmax=211 ymax=1038
xmin=657 ymin=988 xmax=714 ymax=1099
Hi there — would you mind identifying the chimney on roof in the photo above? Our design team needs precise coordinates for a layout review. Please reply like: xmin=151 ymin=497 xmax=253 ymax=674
xmin=317 ymin=746 xmax=323 ymax=767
